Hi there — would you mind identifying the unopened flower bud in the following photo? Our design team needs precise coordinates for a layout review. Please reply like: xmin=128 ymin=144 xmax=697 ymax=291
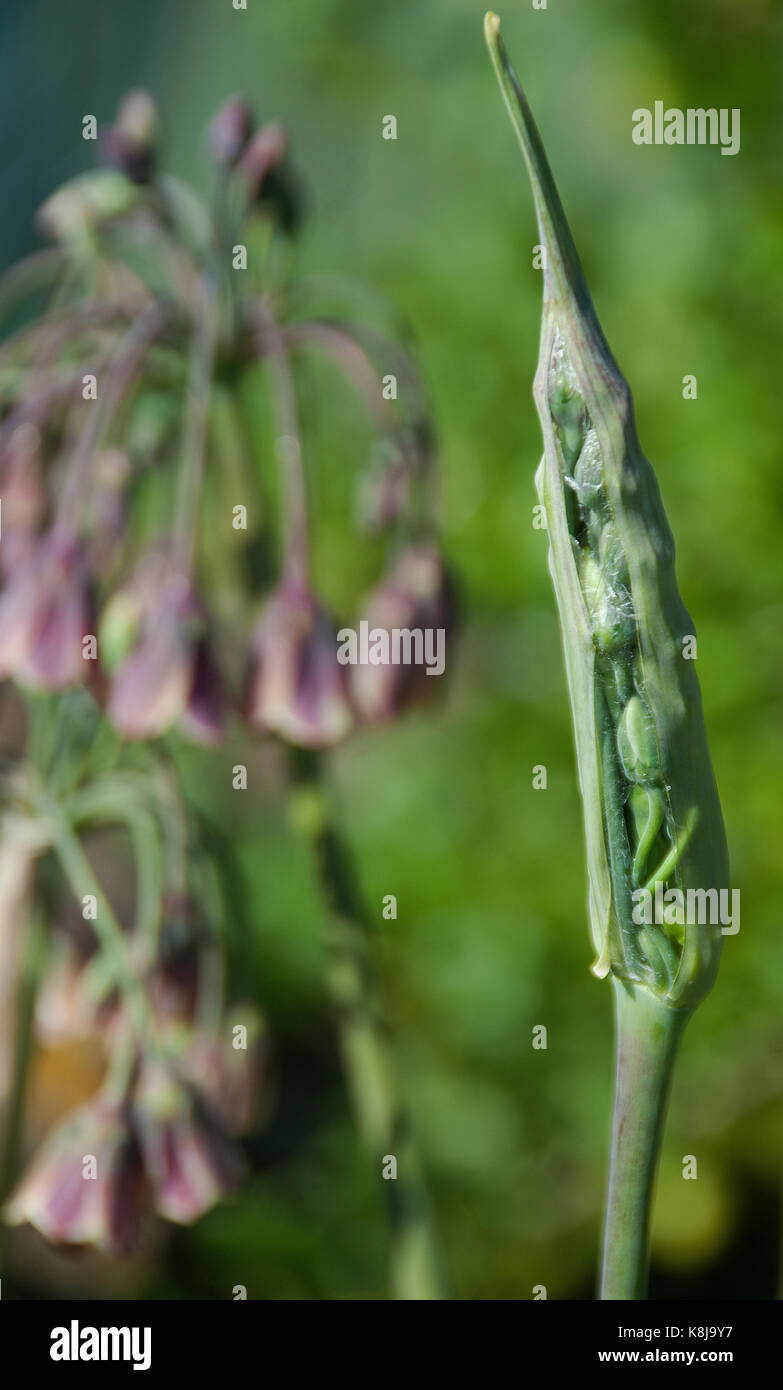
xmin=237 ymin=123 xmax=287 ymax=199
xmin=245 ymin=580 xmax=353 ymax=748
xmin=209 ymin=95 xmax=254 ymax=167
xmin=100 ymin=90 xmax=159 ymax=185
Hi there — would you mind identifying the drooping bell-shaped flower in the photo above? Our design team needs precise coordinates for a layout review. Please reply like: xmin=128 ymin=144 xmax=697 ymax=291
xmin=0 ymin=534 xmax=92 ymax=691
xmin=0 ymin=422 xmax=47 ymax=578
xmin=245 ymin=579 xmax=353 ymax=748
xmin=4 ymin=1098 xmax=145 ymax=1256
xmin=181 ymin=1008 xmax=266 ymax=1138
xmin=179 ymin=637 xmax=225 ymax=745
xmin=105 ymin=558 xmax=223 ymax=743
xmin=350 ymin=543 xmax=451 ymax=724
xmin=237 ymin=123 xmax=300 ymax=234
xmin=134 ymin=1061 xmax=242 ymax=1225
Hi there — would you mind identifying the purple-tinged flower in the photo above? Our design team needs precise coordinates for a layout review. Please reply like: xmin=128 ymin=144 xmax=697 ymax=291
xmin=135 ymin=1061 xmax=242 ymax=1225
xmin=105 ymin=560 xmax=223 ymax=743
xmin=358 ymin=442 xmax=410 ymax=535
xmin=245 ymin=580 xmax=353 ymax=748
xmin=350 ymin=543 xmax=452 ymax=724
xmin=4 ymin=1098 xmax=145 ymax=1256
xmin=0 ymin=423 xmax=47 ymax=577
xmin=179 ymin=637 xmax=225 ymax=746
xmin=209 ymin=96 xmax=254 ymax=168
xmin=100 ymin=90 xmax=159 ymax=185
xmin=0 ymin=535 xmax=92 ymax=691
xmin=236 ymin=123 xmax=287 ymax=199
xmin=181 ymin=1009 xmax=266 ymax=1138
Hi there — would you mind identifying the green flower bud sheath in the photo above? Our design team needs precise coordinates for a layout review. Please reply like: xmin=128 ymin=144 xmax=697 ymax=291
xmin=484 ymin=14 xmax=731 ymax=1299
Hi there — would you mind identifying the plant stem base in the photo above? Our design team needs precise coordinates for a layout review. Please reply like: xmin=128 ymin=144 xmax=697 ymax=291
xmin=599 ymin=976 xmax=689 ymax=1300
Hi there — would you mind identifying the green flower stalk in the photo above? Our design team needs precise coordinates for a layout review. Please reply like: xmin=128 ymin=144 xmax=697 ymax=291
xmin=288 ymin=749 xmax=446 ymax=1301
xmin=484 ymin=14 xmax=730 ymax=1298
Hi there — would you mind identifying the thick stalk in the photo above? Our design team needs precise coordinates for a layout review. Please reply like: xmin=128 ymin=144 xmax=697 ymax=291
xmin=253 ymin=299 xmax=310 ymax=587
xmin=0 ymin=908 xmax=46 ymax=1277
xmin=288 ymin=749 xmax=446 ymax=1300
xmin=171 ymin=278 xmax=217 ymax=573
xmin=53 ymin=300 xmax=165 ymax=542
xmin=41 ymin=797 xmax=152 ymax=1042
xmin=0 ymin=818 xmax=45 ymax=1110
xmin=599 ymin=976 xmax=689 ymax=1299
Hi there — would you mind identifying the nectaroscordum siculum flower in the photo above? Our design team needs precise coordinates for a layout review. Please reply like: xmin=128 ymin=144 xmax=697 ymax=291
xmin=485 ymin=14 xmax=731 ymax=1300
xmin=4 ymin=1093 xmax=146 ymax=1257
xmin=0 ymin=81 xmax=448 ymax=1297
xmin=3 ymin=789 xmax=260 ymax=1254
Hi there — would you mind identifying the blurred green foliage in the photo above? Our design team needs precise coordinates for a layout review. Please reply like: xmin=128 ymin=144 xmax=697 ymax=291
xmin=3 ymin=0 xmax=782 ymax=1298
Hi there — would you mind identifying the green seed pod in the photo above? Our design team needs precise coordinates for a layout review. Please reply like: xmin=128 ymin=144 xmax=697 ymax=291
xmin=616 ymin=695 xmax=661 ymax=786
xmin=572 ymin=429 xmax=604 ymax=510
xmin=485 ymin=14 xmax=730 ymax=1008
xmin=579 ymin=552 xmax=636 ymax=657
xmin=548 ymin=342 xmax=587 ymax=470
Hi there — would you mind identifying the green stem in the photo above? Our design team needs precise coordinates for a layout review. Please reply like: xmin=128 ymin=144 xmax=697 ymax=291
xmin=0 ymin=909 xmax=46 ymax=1227
xmin=42 ymin=796 xmax=152 ymax=1042
xmin=254 ymin=299 xmax=310 ymax=587
xmin=599 ymin=977 xmax=688 ymax=1299
xmin=0 ymin=249 xmax=65 ymax=327
xmin=172 ymin=278 xmax=217 ymax=573
xmin=54 ymin=300 xmax=166 ymax=543
xmin=288 ymin=749 xmax=446 ymax=1300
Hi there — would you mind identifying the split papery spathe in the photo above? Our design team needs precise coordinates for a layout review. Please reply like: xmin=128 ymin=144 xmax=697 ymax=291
xmin=484 ymin=13 xmax=730 ymax=1009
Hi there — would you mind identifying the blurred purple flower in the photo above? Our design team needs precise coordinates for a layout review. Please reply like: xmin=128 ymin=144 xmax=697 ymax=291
xmin=209 ymin=96 xmax=254 ymax=168
xmin=350 ymin=543 xmax=451 ymax=724
xmin=99 ymin=90 xmax=159 ymax=185
xmin=245 ymin=579 xmax=353 ymax=748
xmin=0 ymin=535 xmax=91 ymax=690
xmin=4 ymin=1098 xmax=145 ymax=1256
xmin=0 ymin=423 xmax=47 ymax=577
xmin=357 ymin=442 xmax=410 ymax=535
xmin=135 ymin=1061 xmax=243 ymax=1225
xmin=237 ymin=123 xmax=287 ymax=199
xmin=181 ymin=1010 xmax=265 ymax=1138
xmin=106 ymin=562 xmax=223 ymax=742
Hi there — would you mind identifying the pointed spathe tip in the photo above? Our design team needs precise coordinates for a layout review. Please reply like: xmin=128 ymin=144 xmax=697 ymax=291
xmin=484 ymin=11 xmax=501 ymax=43
xmin=484 ymin=12 xmax=504 ymax=62
xmin=483 ymin=13 xmax=591 ymax=316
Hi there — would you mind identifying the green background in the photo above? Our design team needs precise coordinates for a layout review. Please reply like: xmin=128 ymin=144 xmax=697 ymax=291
xmin=2 ymin=0 xmax=781 ymax=1299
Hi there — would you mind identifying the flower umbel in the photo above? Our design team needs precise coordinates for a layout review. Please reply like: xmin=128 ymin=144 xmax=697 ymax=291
xmin=0 ymin=77 xmax=446 ymax=1295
